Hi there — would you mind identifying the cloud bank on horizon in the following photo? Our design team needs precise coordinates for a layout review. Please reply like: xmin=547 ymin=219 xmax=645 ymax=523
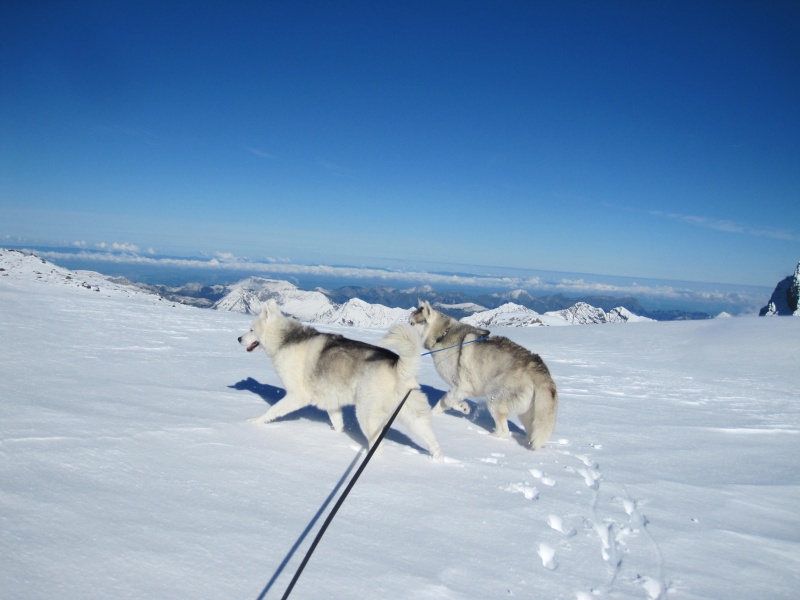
xmin=17 ymin=244 xmax=772 ymax=314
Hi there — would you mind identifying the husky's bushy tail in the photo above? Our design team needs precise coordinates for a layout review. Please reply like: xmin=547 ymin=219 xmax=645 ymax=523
xmin=528 ymin=378 xmax=559 ymax=450
xmin=380 ymin=323 xmax=422 ymax=384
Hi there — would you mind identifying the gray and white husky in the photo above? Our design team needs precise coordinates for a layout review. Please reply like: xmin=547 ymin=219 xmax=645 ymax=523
xmin=410 ymin=301 xmax=558 ymax=450
xmin=238 ymin=299 xmax=442 ymax=459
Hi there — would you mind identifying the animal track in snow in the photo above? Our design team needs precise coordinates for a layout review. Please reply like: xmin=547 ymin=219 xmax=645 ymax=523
xmin=594 ymin=521 xmax=621 ymax=568
xmin=574 ymin=453 xmax=599 ymax=469
xmin=565 ymin=464 xmax=601 ymax=490
xmin=546 ymin=514 xmax=577 ymax=537
xmin=640 ymin=575 xmax=665 ymax=600
xmin=502 ymin=483 xmax=539 ymax=500
xmin=550 ymin=445 xmax=668 ymax=599
xmin=621 ymin=497 xmax=649 ymax=528
xmin=537 ymin=543 xmax=557 ymax=570
xmin=529 ymin=468 xmax=555 ymax=486
xmin=559 ymin=449 xmax=601 ymax=490
xmin=620 ymin=494 xmax=667 ymax=599
xmin=479 ymin=452 xmax=506 ymax=465
xmin=577 ymin=467 xmax=601 ymax=490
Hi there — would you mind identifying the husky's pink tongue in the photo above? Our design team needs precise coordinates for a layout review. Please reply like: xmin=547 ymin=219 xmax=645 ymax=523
xmin=247 ymin=341 xmax=259 ymax=352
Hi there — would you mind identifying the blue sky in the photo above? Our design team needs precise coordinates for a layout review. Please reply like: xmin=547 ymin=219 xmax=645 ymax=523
xmin=1 ymin=0 xmax=799 ymax=289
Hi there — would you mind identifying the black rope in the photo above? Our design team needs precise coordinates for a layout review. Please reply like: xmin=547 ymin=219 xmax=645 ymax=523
xmin=256 ymin=450 xmax=363 ymax=600
xmin=279 ymin=387 xmax=415 ymax=600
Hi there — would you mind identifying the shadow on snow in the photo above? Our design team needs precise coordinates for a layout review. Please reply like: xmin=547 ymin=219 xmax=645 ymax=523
xmin=419 ymin=384 xmax=528 ymax=447
xmin=229 ymin=377 xmax=433 ymax=455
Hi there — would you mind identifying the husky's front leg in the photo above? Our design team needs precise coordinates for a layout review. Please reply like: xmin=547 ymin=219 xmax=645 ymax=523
xmin=432 ymin=389 xmax=470 ymax=415
xmin=248 ymin=392 xmax=308 ymax=425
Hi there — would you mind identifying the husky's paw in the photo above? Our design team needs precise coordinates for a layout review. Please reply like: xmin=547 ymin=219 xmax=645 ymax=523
xmin=453 ymin=401 xmax=471 ymax=415
xmin=432 ymin=402 xmax=446 ymax=415
xmin=491 ymin=430 xmax=511 ymax=440
xmin=248 ymin=417 xmax=270 ymax=425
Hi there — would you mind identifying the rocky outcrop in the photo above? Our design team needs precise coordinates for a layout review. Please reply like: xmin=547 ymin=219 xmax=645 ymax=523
xmin=759 ymin=262 xmax=800 ymax=316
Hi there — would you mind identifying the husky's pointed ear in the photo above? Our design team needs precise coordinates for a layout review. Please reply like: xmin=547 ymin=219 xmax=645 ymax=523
xmin=259 ymin=302 xmax=269 ymax=318
xmin=423 ymin=300 xmax=433 ymax=315
xmin=265 ymin=298 xmax=280 ymax=316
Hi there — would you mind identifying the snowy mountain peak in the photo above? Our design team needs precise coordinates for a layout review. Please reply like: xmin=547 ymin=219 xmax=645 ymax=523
xmin=541 ymin=302 xmax=654 ymax=325
xmin=434 ymin=301 xmax=488 ymax=314
xmin=606 ymin=306 xmax=654 ymax=323
xmin=462 ymin=302 xmax=547 ymax=327
xmin=213 ymin=276 xmax=335 ymax=322
xmin=547 ymin=302 xmax=608 ymax=325
xmin=214 ymin=276 xmax=412 ymax=328
xmin=322 ymin=298 xmax=413 ymax=328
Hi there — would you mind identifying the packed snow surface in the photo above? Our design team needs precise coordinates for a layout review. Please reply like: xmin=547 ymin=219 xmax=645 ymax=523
xmin=2 ymin=249 xmax=799 ymax=599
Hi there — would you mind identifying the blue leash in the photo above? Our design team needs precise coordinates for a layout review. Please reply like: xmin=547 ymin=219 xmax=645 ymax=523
xmin=421 ymin=336 xmax=488 ymax=356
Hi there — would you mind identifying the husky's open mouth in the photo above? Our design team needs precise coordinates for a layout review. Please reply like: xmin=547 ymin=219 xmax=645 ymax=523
xmin=246 ymin=341 xmax=260 ymax=352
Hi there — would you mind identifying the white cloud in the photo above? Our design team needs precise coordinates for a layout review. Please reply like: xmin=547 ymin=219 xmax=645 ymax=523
xmin=651 ymin=211 xmax=800 ymax=241
xmin=110 ymin=242 xmax=140 ymax=252
xmin=319 ymin=160 xmax=355 ymax=178
xmin=246 ymin=147 xmax=277 ymax=160
xmin=28 ymin=247 xmax=768 ymax=311
xmin=96 ymin=242 xmax=140 ymax=252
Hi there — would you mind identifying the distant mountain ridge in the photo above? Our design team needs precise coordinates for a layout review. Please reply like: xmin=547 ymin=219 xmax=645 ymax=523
xmin=456 ymin=302 xmax=654 ymax=327
xmin=319 ymin=283 xmax=704 ymax=321
xmin=209 ymin=276 xmax=655 ymax=328
xmin=1 ymin=248 xmax=705 ymax=327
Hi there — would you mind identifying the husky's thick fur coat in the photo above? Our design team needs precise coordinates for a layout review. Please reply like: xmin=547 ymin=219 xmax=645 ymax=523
xmin=239 ymin=300 xmax=442 ymax=459
xmin=410 ymin=301 xmax=558 ymax=449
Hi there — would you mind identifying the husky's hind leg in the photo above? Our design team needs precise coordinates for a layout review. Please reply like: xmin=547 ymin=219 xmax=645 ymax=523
xmin=487 ymin=399 xmax=511 ymax=439
xmin=400 ymin=389 xmax=443 ymax=460
xmin=355 ymin=396 xmax=386 ymax=451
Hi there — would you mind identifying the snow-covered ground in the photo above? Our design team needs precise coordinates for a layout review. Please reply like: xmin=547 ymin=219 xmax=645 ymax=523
xmin=1 ymin=250 xmax=799 ymax=599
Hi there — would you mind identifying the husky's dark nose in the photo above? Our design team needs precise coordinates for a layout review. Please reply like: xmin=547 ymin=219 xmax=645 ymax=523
xmin=237 ymin=336 xmax=243 ymax=343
